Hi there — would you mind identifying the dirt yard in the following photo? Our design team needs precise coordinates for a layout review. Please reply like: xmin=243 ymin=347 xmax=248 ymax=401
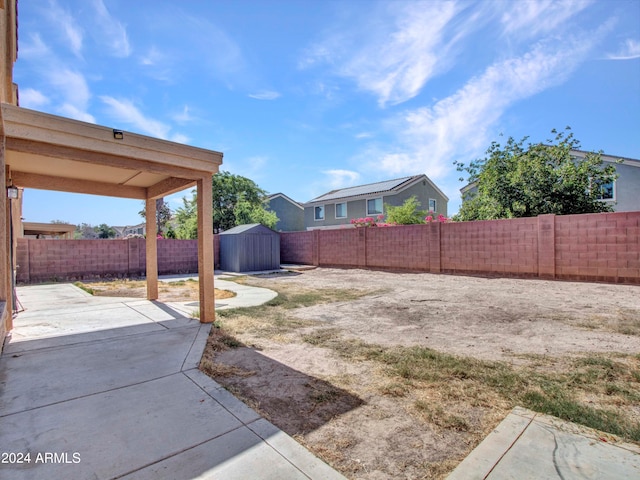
xmin=200 ymin=268 xmax=640 ymax=479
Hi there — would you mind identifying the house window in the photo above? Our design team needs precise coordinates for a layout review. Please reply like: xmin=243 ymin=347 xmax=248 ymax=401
xmin=335 ymin=202 xmax=347 ymax=218
xmin=314 ymin=205 xmax=325 ymax=220
xmin=428 ymin=198 xmax=437 ymax=212
xmin=595 ymin=181 xmax=615 ymax=200
xmin=366 ymin=198 xmax=383 ymax=215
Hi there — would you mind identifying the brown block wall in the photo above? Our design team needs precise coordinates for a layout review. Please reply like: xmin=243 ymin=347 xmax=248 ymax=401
xmin=441 ymin=217 xmax=539 ymax=276
xmin=366 ymin=225 xmax=432 ymax=271
xmin=14 ymin=213 xmax=640 ymax=285
xmin=280 ymin=231 xmax=315 ymax=265
xmin=16 ymin=237 xmax=218 ymax=283
xmin=280 ymin=212 xmax=639 ymax=284
xmin=158 ymin=239 xmax=198 ymax=274
xmin=318 ymin=229 xmax=361 ymax=267
xmin=555 ymin=212 xmax=639 ymax=283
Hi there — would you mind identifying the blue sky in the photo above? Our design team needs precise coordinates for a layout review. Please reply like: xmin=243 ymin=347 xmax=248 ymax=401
xmin=15 ymin=0 xmax=640 ymax=227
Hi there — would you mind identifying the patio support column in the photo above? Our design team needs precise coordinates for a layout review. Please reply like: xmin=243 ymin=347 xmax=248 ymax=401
xmin=145 ymin=198 xmax=158 ymax=300
xmin=197 ymin=175 xmax=215 ymax=323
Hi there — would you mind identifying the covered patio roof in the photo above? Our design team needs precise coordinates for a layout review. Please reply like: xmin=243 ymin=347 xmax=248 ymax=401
xmin=2 ymin=104 xmax=221 ymax=198
xmin=22 ymin=222 xmax=76 ymax=239
xmin=1 ymin=103 xmax=221 ymax=323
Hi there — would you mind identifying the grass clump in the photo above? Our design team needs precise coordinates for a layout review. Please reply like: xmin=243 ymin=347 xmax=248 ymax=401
xmin=303 ymin=334 xmax=640 ymax=443
xmin=74 ymin=282 xmax=94 ymax=295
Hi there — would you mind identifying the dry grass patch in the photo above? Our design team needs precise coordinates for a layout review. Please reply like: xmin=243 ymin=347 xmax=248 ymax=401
xmin=556 ymin=307 xmax=640 ymax=336
xmin=75 ymin=278 xmax=235 ymax=302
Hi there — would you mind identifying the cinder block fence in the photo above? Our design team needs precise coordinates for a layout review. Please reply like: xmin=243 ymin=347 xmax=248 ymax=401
xmin=281 ymin=212 xmax=640 ymax=284
xmin=16 ymin=237 xmax=221 ymax=283
xmin=15 ymin=212 xmax=640 ymax=285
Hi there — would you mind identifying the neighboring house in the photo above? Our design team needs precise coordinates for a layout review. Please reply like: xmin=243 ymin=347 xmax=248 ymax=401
xmin=113 ymin=223 xmax=146 ymax=238
xmin=571 ymin=150 xmax=640 ymax=212
xmin=460 ymin=150 xmax=640 ymax=213
xmin=304 ymin=174 xmax=448 ymax=230
xmin=266 ymin=193 xmax=304 ymax=232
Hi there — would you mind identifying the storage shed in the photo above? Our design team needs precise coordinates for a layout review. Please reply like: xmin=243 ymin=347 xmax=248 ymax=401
xmin=219 ymin=223 xmax=280 ymax=272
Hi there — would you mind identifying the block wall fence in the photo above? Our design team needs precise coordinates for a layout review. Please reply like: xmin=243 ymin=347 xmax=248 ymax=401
xmin=15 ymin=212 xmax=640 ymax=285
xmin=281 ymin=212 xmax=640 ymax=284
xmin=16 ymin=236 xmax=221 ymax=283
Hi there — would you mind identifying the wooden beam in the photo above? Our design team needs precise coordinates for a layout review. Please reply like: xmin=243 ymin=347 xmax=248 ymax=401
xmin=11 ymin=171 xmax=147 ymax=199
xmin=146 ymin=198 xmax=158 ymax=301
xmin=6 ymin=137 xmax=207 ymax=180
xmin=147 ymin=177 xmax=196 ymax=200
xmin=197 ymin=175 xmax=215 ymax=323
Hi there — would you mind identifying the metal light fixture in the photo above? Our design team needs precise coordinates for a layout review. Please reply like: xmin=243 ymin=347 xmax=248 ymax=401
xmin=7 ymin=186 xmax=19 ymax=199
xmin=113 ymin=129 xmax=124 ymax=140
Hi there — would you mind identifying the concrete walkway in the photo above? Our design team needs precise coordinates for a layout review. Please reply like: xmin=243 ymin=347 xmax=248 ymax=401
xmin=447 ymin=406 xmax=640 ymax=479
xmin=0 ymin=280 xmax=345 ymax=480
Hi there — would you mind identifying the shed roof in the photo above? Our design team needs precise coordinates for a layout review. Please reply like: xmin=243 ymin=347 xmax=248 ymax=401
xmin=219 ymin=223 xmax=277 ymax=235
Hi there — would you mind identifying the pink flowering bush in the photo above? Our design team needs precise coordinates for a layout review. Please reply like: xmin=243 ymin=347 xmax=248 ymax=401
xmin=351 ymin=211 xmax=450 ymax=227
xmin=351 ymin=214 xmax=395 ymax=227
xmin=424 ymin=211 xmax=450 ymax=223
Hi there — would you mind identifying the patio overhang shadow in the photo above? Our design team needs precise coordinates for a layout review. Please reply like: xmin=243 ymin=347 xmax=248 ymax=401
xmin=1 ymin=103 xmax=222 ymax=324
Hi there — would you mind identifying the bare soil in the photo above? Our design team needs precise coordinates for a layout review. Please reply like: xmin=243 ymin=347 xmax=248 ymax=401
xmin=200 ymin=269 xmax=640 ymax=479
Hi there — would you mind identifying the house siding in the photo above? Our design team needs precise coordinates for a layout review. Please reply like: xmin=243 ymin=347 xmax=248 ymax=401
xmin=612 ymin=162 xmax=640 ymax=212
xmin=267 ymin=196 xmax=304 ymax=232
xmin=304 ymin=180 xmax=448 ymax=229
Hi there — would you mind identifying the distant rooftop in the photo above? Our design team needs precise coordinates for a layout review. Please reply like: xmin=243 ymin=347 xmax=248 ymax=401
xmin=307 ymin=175 xmax=423 ymax=204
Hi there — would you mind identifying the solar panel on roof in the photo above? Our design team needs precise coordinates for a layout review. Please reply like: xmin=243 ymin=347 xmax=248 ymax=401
xmin=310 ymin=176 xmax=416 ymax=202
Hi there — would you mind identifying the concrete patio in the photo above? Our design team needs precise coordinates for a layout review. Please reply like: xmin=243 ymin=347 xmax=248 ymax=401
xmin=0 ymin=281 xmax=344 ymax=479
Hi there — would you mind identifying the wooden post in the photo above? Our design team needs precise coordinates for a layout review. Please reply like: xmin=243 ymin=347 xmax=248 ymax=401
xmin=197 ymin=175 xmax=215 ymax=323
xmin=145 ymin=198 xmax=158 ymax=300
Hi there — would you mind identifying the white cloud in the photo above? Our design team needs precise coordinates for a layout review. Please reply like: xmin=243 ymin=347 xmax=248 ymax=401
xmin=607 ymin=38 xmax=640 ymax=60
xmin=362 ymin=31 xmax=605 ymax=182
xmin=91 ymin=0 xmax=131 ymax=57
xmin=301 ymin=1 xmax=465 ymax=107
xmin=355 ymin=132 xmax=373 ymax=139
xmin=140 ymin=46 xmax=163 ymax=66
xmin=501 ymin=0 xmax=593 ymax=38
xmin=47 ymin=68 xmax=94 ymax=120
xmin=19 ymin=88 xmax=50 ymax=109
xmin=248 ymin=91 xmax=281 ymax=100
xmin=322 ymin=169 xmax=360 ymax=189
xmin=170 ymin=133 xmax=190 ymax=144
xmin=173 ymin=105 xmax=195 ymax=124
xmin=47 ymin=0 xmax=83 ymax=56
xmin=19 ymin=33 xmax=51 ymax=59
xmin=100 ymin=96 xmax=170 ymax=139
xmin=58 ymin=103 xmax=96 ymax=123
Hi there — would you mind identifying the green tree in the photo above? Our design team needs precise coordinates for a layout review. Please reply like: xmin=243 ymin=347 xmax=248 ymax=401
xmin=454 ymin=128 xmax=618 ymax=221
xmin=234 ymin=198 xmax=278 ymax=229
xmin=384 ymin=196 xmax=427 ymax=224
xmin=172 ymin=172 xmax=278 ymax=237
xmin=212 ymin=171 xmax=274 ymax=232
xmin=138 ymin=198 xmax=172 ymax=236
xmin=95 ymin=223 xmax=116 ymax=239
xmin=75 ymin=223 xmax=98 ymax=239
xmin=173 ymin=195 xmax=198 ymax=239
